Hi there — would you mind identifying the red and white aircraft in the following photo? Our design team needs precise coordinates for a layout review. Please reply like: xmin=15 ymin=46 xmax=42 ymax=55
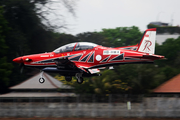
xmin=13 ymin=28 xmax=165 ymax=84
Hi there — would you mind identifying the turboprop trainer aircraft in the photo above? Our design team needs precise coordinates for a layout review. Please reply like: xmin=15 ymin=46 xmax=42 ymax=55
xmin=13 ymin=28 xmax=165 ymax=84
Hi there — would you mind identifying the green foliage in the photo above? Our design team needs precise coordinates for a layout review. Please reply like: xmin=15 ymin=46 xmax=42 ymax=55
xmin=114 ymin=64 xmax=166 ymax=94
xmin=0 ymin=0 xmax=76 ymax=91
xmin=55 ymin=70 xmax=129 ymax=94
xmin=0 ymin=57 xmax=13 ymax=84
xmin=1 ymin=0 xmax=50 ymax=54
xmin=156 ymin=37 xmax=180 ymax=68
xmin=49 ymin=33 xmax=78 ymax=51
xmin=91 ymin=69 xmax=129 ymax=94
xmin=0 ymin=6 xmax=9 ymax=55
xmin=100 ymin=26 xmax=143 ymax=47
xmin=55 ymin=75 xmax=94 ymax=94
xmin=0 ymin=6 xmax=13 ymax=93
xmin=76 ymin=32 xmax=109 ymax=46
xmin=0 ymin=0 xmax=47 ymax=88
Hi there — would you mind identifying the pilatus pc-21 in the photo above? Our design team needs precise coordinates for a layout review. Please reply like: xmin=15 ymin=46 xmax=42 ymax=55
xmin=13 ymin=28 xmax=164 ymax=84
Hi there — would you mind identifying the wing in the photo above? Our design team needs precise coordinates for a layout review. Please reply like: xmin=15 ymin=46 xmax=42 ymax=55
xmin=43 ymin=56 xmax=100 ymax=76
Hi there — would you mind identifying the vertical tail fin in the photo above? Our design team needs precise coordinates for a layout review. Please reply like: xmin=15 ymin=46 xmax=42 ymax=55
xmin=137 ymin=28 xmax=156 ymax=55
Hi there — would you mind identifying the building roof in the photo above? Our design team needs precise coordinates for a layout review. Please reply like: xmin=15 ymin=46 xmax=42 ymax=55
xmin=149 ymin=21 xmax=169 ymax=26
xmin=10 ymin=72 xmax=72 ymax=90
xmin=0 ymin=73 xmax=75 ymax=98
xmin=153 ymin=74 xmax=180 ymax=93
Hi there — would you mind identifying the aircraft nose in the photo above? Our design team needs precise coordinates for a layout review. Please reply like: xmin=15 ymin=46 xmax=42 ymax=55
xmin=13 ymin=57 xmax=23 ymax=63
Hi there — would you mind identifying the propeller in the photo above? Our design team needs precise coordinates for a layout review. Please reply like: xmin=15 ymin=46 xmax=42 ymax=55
xmin=20 ymin=63 xmax=24 ymax=73
xmin=15 ymin=47 xmax=25 ymax=73
xmin=14 ymin=52 xmax=24 ymax=73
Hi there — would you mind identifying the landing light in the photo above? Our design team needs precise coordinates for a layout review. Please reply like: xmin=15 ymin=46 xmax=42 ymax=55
xmin=25 ymin=58 xmax=32 ymax=62
xmin=25 ymin=58 xmax=29 ymax=61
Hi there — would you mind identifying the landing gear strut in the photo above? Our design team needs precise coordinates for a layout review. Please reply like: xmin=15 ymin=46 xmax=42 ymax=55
xmin=75 ymin=73 xmax=84 ymax=84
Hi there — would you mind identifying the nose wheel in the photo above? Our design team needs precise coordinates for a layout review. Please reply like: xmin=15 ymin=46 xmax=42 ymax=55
xmin=39 ymin=71 xmax=45 ymax=84
xmin=76 ymin=73 xmax=84 ymax=84
xmin=39 ymin=77 xmax=45 ymax=83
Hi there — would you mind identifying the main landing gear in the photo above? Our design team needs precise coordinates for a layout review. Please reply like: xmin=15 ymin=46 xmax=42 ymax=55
xmin=65 ymin=73 xmax=84 ymax=84
xmin=75 ymin=73 xmax=84 ymax=84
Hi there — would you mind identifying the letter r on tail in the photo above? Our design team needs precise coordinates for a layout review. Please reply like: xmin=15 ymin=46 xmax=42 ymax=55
xmin=137 ymin=28 xmax=156 ymax=54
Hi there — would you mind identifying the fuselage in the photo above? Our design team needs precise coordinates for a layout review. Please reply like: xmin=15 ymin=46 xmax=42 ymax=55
xmin=13 ymin=44 xmax=164 ymax=69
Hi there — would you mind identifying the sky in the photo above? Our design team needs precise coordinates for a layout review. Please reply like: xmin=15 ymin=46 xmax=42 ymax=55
xmin=62 ymin=0 xmax=180 ymax=35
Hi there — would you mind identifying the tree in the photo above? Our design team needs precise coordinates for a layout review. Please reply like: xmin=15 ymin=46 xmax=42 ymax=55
xmin=49 ymin=33 xmax=78 ymax=51
xmin=55 ymin=70 xmax=129 ymax=94
xmin=155 ymin=37 xmax=180 ymax=82
xmin=0 ymin=0 xmax=77 ymax=87
xmin=76 ymin=32 xmax=109 ymax=46
xmin=35 ymin=0 xmax=76 ymax=31
xmin=113 ymin=64 xmax=166 ymax=94
xmin=90 ymin=70 xmax=129 ymax=94
xmin=0 ymin=0 xmax=77 ymax=54
xmin=100 ymin=26 xmax=143 ymax=47
xmin=0 ymin=6 xmax=13 ymax=93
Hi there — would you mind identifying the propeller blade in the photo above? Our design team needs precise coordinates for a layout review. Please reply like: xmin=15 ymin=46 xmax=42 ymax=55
xmin=19 ymin=63 xmax=24 ymax=73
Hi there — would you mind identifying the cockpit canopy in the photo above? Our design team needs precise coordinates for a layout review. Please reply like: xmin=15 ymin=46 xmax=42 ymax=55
xmin=53 ymin=42 xmax=98 ymax=53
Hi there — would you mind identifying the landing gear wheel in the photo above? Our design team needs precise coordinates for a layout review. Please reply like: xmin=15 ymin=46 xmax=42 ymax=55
xmin=39 ymin=78 xmax=45 ymax=84
xmin=77 ymin=77 xmax=84 ymax=84
xmin=65 ymin=76 xmax=72 ymax=82
xmin=75 ymin=73 xmax=84 ymax=84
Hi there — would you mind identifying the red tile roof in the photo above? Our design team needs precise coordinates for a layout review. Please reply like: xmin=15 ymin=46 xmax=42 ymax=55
xmin=153 ymin=74 xmax=180 ymax=93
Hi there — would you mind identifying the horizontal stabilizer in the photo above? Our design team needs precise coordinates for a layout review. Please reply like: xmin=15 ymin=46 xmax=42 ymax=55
xmin=143 ymin=54 xmax=165 ymax=59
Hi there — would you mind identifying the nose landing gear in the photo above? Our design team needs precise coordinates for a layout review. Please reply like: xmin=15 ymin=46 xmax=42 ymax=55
xmin=39 ymin=71 xmax=45 ymax=83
